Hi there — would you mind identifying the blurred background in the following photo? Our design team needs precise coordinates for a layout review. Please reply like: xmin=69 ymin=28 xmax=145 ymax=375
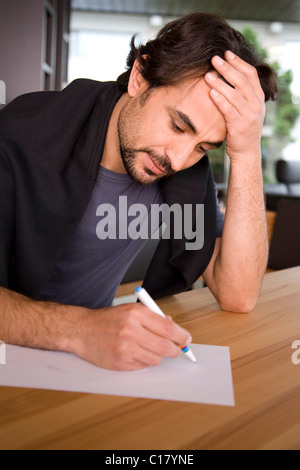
xmin=1 ymin=0 xmax=300 ymax=206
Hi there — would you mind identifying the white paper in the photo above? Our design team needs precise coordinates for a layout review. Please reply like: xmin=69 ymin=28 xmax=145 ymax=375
xmin=0 ymin=344 xmax=235 ymax=407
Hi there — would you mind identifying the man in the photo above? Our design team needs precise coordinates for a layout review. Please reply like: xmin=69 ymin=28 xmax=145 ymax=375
xmin=0 ymin=13 xmax=277 ymax=371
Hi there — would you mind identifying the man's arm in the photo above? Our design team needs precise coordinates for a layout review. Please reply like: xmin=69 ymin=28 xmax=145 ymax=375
xmin=203 ymin=51 xmax=269 ymax=313
xmin=0 ymin=286 xmax=191 ymax=370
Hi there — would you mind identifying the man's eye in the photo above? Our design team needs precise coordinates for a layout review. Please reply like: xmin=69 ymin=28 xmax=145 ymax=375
xmin=198 ymin=145 xmax=208 ymax=154
xmin=171 ymin=121 xmax=184 ymax=134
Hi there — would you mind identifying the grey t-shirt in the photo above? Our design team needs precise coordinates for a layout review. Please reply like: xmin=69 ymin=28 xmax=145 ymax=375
xmin=38 ymin=166 xmax=224 ymax=308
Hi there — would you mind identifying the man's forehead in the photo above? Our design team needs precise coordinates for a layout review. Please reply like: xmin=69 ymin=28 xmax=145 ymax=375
xmin=146 ymin=77 xmax=213 ymax=107
xmin=170 ymin=76 xmax=212 ymax=98
xmin=165 ymin=79 xmax=227 ymax=140
xmin=163 ymin=78 xmax=223 ymax=117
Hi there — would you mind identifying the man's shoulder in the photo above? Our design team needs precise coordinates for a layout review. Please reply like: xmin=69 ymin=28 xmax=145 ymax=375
xmin=0 ymin=80 xmax=121 ymax=153
xmin=0 ymin=80 xmax=119 ymax=118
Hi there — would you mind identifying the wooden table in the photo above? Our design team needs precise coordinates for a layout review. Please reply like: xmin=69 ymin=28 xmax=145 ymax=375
xmin=1 ymin=267 xmax=300 ymax=450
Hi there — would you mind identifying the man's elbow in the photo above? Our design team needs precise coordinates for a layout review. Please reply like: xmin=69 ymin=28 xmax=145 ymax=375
xmin=218 ymin=293 xmax=259 ymax=314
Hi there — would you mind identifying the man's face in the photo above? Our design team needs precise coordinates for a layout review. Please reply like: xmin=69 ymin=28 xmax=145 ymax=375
xmin=118 ymin=77 xmax=227 ymax=185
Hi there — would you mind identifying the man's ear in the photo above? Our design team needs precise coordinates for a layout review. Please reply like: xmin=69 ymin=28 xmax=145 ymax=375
xmin=127 ymin=59 xmax=149 ymax=98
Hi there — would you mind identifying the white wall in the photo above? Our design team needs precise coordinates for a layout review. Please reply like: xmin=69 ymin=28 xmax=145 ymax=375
xmin=68 ymin=12 xmax=174 ymax=83
xmin=69 ymin=12 xmax=300 ymax=97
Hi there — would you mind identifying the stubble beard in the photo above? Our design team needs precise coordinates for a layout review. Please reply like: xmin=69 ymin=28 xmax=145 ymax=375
xmin=117 ymin=104 xmax=175 ymax=186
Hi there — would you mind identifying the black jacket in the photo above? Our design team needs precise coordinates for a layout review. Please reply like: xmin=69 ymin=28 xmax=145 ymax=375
xmin=0 ymin=79 xmax=217 ymax=301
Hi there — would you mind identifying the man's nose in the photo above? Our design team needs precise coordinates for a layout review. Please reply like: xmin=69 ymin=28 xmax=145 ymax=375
xmin=165 ymin=143 xmax=197 ymax=173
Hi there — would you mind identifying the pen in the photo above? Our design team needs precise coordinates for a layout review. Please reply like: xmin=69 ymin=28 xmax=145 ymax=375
xmin=135 ymin=286 xmax=197 ymax=363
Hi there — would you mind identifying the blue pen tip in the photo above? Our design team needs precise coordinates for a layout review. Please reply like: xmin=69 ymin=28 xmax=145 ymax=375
xmin=135 ymin=286 xmax=142 ymax=293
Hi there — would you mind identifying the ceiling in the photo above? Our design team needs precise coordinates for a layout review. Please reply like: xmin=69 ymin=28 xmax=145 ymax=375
xmin=71 ymin=0 xmax=300 ymax=23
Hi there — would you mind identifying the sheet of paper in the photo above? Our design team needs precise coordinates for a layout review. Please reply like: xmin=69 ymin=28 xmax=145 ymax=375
xmin=0 ymin=344 xmax=235 ymax=407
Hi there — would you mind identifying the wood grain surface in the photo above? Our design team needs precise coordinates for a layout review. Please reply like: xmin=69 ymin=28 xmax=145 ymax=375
xmin=0 ymin=267 xmax=299 ymax=450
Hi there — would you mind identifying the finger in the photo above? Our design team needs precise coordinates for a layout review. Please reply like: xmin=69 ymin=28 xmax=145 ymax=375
xmin=138 ymin=326 xmax=183 ymax=360
xmin=208 ymin=88 xmax=241 ymax=125
xmin=126 ymin=359 xmax=152 ymax=371
xmin=140 ymin=339 xmax=181 ymax=364
xmin=205 ymin=71 xmax=245 ymax=113
xmin=109 ymin=322 xmax=168 ymax=369
xmin=165 ymin=315 xmax=193 ymax=346
xmin=208 ymin=61 xmax=259 ymax=106
xmin=133 ymin=314 xmax=183 ymax=359
xmin=116 ymin=354 xmax=161 ymax=371
xmin=131 ymin=350 xmax=165 ymax=368
xmin=225 ymin=51 xmax=264 ymax=95
xmin=211 ymin=53 xmax=265 ymax=102
xmin=141 ymin=309 xmax=192 ymax=347
xmin=208 ymin=87 xmax=264 ymax=156
xmin=205 ymin=71 xmax=263 ymax=121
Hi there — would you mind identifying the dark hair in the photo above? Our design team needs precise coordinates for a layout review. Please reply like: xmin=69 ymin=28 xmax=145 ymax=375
xmin=117 ymin=13 xmax=278 ymax=102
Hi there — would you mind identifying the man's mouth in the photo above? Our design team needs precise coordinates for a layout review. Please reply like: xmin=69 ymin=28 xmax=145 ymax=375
xmin=145 ymin=153 xmax=168 ymax=176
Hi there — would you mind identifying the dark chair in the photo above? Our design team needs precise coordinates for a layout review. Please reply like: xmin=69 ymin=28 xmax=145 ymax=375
xmin=268 ymin=199 xmax=300 ymax=270
xmin=265 ymin=160 xmax=300 ymax=211
xmin=276 ymin=160 xmax=300 ymax=196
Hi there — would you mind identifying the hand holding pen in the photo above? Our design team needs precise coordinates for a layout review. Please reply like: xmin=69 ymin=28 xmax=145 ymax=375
xmin=135 ymin=287 xmax=197 ymax=363
xmin=68 ymin=290 xmax=194 ymax=371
